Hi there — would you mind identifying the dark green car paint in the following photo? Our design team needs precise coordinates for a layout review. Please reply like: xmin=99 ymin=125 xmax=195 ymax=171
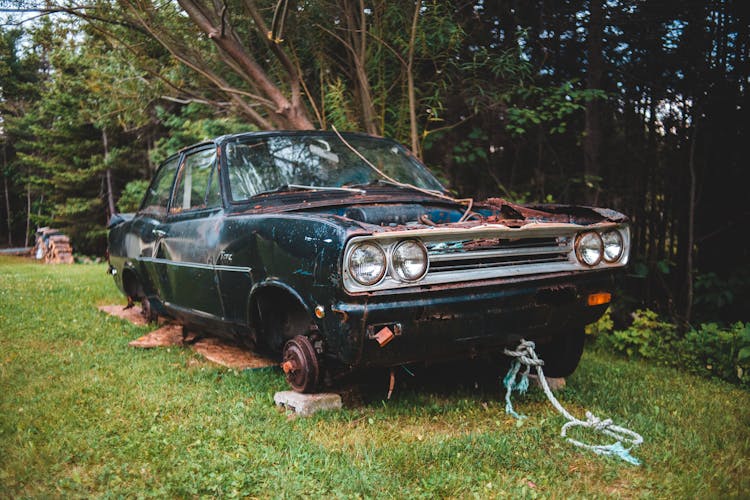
xmin=108 ymin=131 xmax=628 ymax=388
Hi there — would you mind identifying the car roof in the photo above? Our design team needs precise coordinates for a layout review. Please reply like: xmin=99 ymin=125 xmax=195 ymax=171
xmin=213 ymin=130 xmax=389 ymax=145
xmin=165 ymin=130 xmax=399 ymax=165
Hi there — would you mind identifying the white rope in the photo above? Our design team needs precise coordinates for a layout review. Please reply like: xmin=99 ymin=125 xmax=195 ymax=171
xmin=503 ymin=339 xmax=644 ymax=465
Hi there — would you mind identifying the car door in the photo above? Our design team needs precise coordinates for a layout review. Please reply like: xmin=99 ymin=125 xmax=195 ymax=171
xmin=135 ymin=154 xmax=181 ymax=298
xmin=156 ymin=146 xmax=225 ymax=318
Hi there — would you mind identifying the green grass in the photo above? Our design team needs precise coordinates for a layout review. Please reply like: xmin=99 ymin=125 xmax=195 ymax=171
xmin=1 ymin=255 xmax=748 ymax=498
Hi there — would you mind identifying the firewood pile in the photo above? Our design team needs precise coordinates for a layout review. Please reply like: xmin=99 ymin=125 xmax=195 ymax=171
xmin=32 ymin=227 xmax=74 ymax=264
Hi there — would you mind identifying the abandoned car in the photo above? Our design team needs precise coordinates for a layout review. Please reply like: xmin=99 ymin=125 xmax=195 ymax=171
xmin=107 ymin=131 xmax=630 ymax=392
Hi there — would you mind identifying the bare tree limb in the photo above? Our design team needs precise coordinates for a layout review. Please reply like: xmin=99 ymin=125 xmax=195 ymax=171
xmin=178 ymin=0 xmax=313 ymax=129
xmin=1 ymin=5 xmax=149 ymax=34
xmin=161 ymin=95 xmax=229 ymax=106
xmin=406 ymin=0 xmax=422 ymax=156
xmin=288 ymin=43 xmax=324 ymax=127
xmin=242 ymin=0 xmax=302 ymax=107
xmin=124 ymin=2 xmax=275 ymax=128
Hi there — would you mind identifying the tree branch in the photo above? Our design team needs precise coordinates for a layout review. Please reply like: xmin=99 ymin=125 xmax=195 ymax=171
xmin=407 ymin=0 xmax=422 ymax=156
xmin=178 ymin=0 xmax=313 ymax=129
xmin=242 ymin=0 xmax=302 ymax=106
xmin=125 ymin=3 xmax=275 ymax=128
xmin=1 ymin=5 xmax=150 ymax=35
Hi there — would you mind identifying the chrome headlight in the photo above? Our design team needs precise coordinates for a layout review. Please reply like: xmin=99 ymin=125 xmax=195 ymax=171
xmin=391 ymin=239 xmax=428 ymax=282
xmin=601 ymin=230 xmax=624 ymax=263
xmin=576 ymin=231 xmax=603 ymax=266
xmin=348 ymin=242 xmax=386 ymax=285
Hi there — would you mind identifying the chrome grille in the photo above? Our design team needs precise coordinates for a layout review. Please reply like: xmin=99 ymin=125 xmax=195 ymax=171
xmin=426 ymin=236 xmax=571 ymax=274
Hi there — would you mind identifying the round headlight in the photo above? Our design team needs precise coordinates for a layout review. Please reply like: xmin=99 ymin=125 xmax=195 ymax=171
xmin=576 ymin=232 xmax=603 ymax=266
xmin=348 ymin=242 xmax=386 ymax=286
xmin=391 ymin=239 xmax=428 ymax=282
xmin=602 ymin=230 xmax=624 ymax=263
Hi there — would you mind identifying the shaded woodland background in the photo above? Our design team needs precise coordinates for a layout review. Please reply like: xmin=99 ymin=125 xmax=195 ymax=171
xmin=1 ymin=0 xmax=748 ymax=327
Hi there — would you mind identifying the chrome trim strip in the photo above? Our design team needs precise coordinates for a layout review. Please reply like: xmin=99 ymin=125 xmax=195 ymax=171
xmin=214 ymin=264 xmax=252 ymax=273
xmin=163 ymin=300 xmax=217 ymax=320
xmin=360 ymin=222 xmax=588 ymax=240
xmin=138 ymin=257 xmax=251 ymax=273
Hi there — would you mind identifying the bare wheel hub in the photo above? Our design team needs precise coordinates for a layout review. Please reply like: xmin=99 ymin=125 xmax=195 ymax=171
xmin=281 ymin=335 xmax=319 ymax=393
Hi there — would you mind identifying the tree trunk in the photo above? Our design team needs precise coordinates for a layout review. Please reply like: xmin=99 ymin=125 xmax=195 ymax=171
xmin=24 ymin=182 xmax=31 ymax=248
xmin=102 ymin=128 xmax=116 ymax=218
xmin=2 ymin=142 xmax=11 ymax=247
xmin=583 ymin=0 xmax=604 ymax=204
xmin=684 ymin=122 xmax=699 ymax=327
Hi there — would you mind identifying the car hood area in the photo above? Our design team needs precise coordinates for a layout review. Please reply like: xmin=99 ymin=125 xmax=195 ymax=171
xmin=229 ymin=187 xmax=628 ymax=236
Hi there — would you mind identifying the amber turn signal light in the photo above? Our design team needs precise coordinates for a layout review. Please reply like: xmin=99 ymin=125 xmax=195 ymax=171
xmin=587 ymin=292 xmax=612 ymax=306
xmin=314 ymin=305 xmax=326 ymax=319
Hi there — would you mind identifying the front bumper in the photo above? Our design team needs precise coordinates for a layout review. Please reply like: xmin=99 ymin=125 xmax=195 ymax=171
xmin=329 ymin=271 xmax=616 ymax=368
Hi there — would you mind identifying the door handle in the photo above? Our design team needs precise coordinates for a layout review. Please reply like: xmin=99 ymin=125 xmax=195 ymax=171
xmin=152 ymin=228 xmax=167 ymax=238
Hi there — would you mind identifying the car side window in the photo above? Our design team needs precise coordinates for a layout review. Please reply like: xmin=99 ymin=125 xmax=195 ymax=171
xmin=170 ymin=148 xmax=219 ymax=213
xmin=140 ymin=156 xmax=180 ymax=215
xmin=205 ymin=159 xmax=222 ymax=208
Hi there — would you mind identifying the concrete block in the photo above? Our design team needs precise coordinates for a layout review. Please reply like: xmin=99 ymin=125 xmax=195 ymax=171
xmin=274 ymin=391 xmax=343 ymax=417
xmin=529 ymin=374 xmax=566 ymax=391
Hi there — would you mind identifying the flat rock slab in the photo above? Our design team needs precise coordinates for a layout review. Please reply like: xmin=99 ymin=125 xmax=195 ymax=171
xmin=98 ymin=304 xmax=150 ymax=326
xmin=191 ymin=337 xmax=276 ymax=370
xmin=274 ymin=391 xmax=343 ymax=417
xmin=128 ymin=324 xmax=183 ymax=348
xmin=100 ymin=304 xmax=276 ymax=370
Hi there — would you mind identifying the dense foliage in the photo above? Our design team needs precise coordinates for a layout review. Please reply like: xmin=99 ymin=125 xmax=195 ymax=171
xmin=589 ymin=309 xmax=750 ymax=388
xmin=1 ymin=1 xmax=748 ymax=327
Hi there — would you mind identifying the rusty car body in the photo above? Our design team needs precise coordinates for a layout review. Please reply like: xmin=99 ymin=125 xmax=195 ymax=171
xmin=107 ymin=131 xmax=630 ymax=392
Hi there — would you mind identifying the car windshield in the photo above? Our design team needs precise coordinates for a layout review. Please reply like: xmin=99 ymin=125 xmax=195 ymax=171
xmin=224 ymin=133 xmax=445 ymax=201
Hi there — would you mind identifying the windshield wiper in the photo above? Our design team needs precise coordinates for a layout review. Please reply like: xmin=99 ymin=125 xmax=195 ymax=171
xmin=253 ymin=184 xmax=366 ymax=197
xmin=345 ymin=179 xmax=445 ymax=197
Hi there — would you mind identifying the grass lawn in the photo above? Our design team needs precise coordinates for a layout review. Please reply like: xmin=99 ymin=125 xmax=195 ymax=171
xmin=1 ymin=255 xmax=748 ymax=497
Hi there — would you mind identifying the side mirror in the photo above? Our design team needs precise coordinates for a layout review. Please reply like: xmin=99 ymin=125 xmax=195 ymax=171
xmin=107 ymin=213 xmax=126 ymax=229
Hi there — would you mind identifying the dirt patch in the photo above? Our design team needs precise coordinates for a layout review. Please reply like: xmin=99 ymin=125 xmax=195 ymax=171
xmin=100 ymin=304 xmax=276 ymax=370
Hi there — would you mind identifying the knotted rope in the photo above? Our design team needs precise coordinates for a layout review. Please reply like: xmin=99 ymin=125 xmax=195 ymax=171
xmin=503 ymin=339 xmax=643 ymax=465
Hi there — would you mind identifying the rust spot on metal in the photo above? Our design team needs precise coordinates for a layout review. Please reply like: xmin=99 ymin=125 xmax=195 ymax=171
xmin=331 ymin=307 xmax=349 ymax=323
xmin=426 ymin=312 xmax=455 ymax=321
xmin=419 ymin=214 xmax=437 ymax=226
xmin=387 ymin=368 xmax=396 ymax=400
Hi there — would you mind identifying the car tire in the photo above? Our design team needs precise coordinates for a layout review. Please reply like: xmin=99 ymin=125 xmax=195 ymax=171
xmin=534 ymin=328 xmax=585 ymax=378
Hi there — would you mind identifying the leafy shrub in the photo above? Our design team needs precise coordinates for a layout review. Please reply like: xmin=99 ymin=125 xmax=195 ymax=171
xmin=585 ymin=307 xmax=613 ymax=336
xmin=677 ymin=323 xmax=750 ymax=385
xmin=593 ymin=309 xmax=750 ymax=388
xmin=597 ymin=309 xmax=678 ymax=359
